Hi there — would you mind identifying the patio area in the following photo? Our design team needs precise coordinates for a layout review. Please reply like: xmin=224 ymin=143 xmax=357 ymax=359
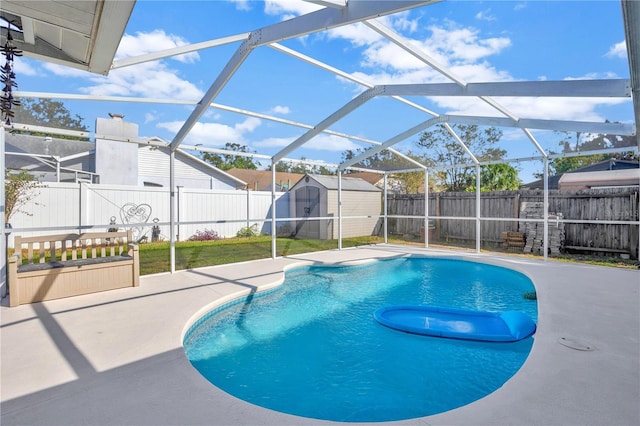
xmin=1 ymin=245 xmax=639 ymax=426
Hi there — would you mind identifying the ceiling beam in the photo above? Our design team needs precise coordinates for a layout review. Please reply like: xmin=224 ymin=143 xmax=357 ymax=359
xmin=379 ymin=79 xmax=631 ymax=98
xmin=111 ymin=33 xmax=250 ymax=69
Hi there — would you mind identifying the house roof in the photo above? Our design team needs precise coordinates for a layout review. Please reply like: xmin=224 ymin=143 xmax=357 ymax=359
xmin=521 ymin=159 xmax=640 ymax=190
xmin=173 ymin=149 xmax=247 ymax=187
xmin=5 ymin=132 xmax=94 ymax=157
xmin=5 ymin=133 xmax=94 ymax=170
xmin=0 ymin=0 xmax=135 ymax=75
xmin=292 ymin=174 xmax=381 ymax=192
xmin=558 ymin=168 xmax=640 ymax=190
xmin=226 ymin=169 xmax=304 ymax=191
xmin=346 ymin=171 xmax=384 ymax=186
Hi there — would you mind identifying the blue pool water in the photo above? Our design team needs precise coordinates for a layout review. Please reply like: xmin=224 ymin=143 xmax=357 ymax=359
xmin=183 ymin=257 xmax=538 ymax=422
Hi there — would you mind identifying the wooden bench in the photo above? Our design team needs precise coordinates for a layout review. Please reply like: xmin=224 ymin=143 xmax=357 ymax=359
xmin=8 ymin=231 xmax=139 ymax=307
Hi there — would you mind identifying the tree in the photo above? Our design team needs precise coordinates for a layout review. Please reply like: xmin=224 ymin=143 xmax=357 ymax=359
xmin=4 ymin=169 xmax=41 ymax=223
xmin=201 ymin=143 xmax=260 ymax=170
xmin=13 ymin=98 xmax=88 ymax=132
xmin=465 ymin=164 xmax=521 ymax=192
xmin=341 ymin=148 xmax=436 ymax=193
xmin=540 ymin=128 xmax=639 ymax=177
xmin=418 ymin=124 xmax=506 ymax=191
xmin=269 ymin=158 xmax=333 ymax=175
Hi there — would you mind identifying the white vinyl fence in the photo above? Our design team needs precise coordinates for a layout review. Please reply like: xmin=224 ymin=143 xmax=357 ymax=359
xmin=6 ymin=182 xmax=290 ymax=247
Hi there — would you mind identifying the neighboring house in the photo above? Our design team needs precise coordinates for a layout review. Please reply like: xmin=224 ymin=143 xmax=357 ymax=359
xmin=226 ymin=168 xmax=304 ymax=191
xmin=520 ymin=159 xmax=640 ymax=190
xmin=3 ymin=115 xmax=247 ymax=190
xmin=5 ymin=133 xmax=96 ymax=182
xmin=289 ymin=174 xmax=381 ymax=240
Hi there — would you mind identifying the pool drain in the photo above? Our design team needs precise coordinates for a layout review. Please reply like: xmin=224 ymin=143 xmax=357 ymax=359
xmin=557 ymin=337 xmax=596 ymax=351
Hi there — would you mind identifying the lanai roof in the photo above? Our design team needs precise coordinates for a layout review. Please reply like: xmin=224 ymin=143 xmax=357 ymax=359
xmin=1 ymin=0 xmax=639 ymax=173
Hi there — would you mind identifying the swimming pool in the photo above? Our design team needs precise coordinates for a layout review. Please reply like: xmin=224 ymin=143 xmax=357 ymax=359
xmin=183 ymin=256 xmax=538 ymax=422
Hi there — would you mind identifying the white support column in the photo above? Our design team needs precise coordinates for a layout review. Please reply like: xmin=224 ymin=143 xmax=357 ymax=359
xmin=543 ymin=157 xmax=549 ymax=261
xmin=338 ymin=170 xmax=343 ymax=250
xmin=383 ymin=174 xmax=388 ymax=244
xmin=271 ymin=163 xmax=277 ymax=259
xmin=476 ymin=164 xmax=481 ymax=253
xmin=169 ymin=151 xmax=176 ymax=273
xmin=55 ymin=157 xmax=61 ymax=183
xmin=424 ymin=170 xmax=429 ymax=248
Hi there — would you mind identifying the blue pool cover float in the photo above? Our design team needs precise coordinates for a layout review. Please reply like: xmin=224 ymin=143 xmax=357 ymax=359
xmin=374 ymin=305 xmax=536 ymax=342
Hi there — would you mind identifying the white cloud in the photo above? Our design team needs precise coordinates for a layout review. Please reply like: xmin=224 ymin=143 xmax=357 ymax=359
xmin=475 ymin=9 xmax=496 ymax=22
xmin=253 ymin=133 xmax=360 ymax=152
xmin=605 ymin=41 xmax=627 ymax=59
xmin=264 ymin=0 xmax=322 ymax=17
xmin=144 ymin=112 xmax=159 ymax=124
xmin=268 ymin=105 xmax=291 ymax=115
xmin=429 ymin=95 xmax=629 ymax=122
xmin=305 ymin=134 xmax=361 ymax=151
xmin=253 ymin=135 xmax=296 ymax=148
xmin=157 ymin=117 xmax=262 ymax=147
xmin=80 ymin=62 xmax=204 ymax=100
xmin=13 ymin=57 xmax=39 ymax=76
xmin=228 ymin=0 xmax=251 ymax=11
xmin=116 ymin=30 xmax=200 ymax=64
xmin=42 ymin=63 xmax=94 ymax=78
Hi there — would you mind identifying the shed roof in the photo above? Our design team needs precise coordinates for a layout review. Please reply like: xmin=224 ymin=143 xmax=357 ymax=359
xmin=294 ymin=174 xmax=381 ymax=192
xmin=226 ymin=169 xmax=304 ymax=191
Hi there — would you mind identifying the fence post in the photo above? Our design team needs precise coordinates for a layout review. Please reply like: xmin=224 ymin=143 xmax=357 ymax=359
xmin=424 ymin=170 xmax=429 ymax=248
xmin=383 ymin=174 xmax=388 ymax=244
xmin=475 ymin=165 xmax=481 ymax=253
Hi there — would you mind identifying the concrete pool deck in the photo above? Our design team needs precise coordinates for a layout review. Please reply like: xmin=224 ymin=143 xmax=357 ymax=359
xmin=1 ymin=245 xmax=639 ymax=426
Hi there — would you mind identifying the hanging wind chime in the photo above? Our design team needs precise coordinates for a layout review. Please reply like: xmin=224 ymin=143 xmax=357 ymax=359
xmin=1 ymin=21 xmax=22 ymax=125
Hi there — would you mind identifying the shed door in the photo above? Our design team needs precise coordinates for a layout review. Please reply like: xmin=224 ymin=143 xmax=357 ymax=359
xmin=295 ymin=186 xmax=320 ymax=238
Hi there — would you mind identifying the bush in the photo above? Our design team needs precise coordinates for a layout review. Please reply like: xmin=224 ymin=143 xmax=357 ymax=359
xmin=188 ymin=229 xmax=221 ymax=241
xmin=236 ymin=223 xmax=260 ymax=238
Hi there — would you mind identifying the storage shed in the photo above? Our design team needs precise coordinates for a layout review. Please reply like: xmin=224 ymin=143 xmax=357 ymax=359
xmin=289 ymin=174 xmax=382 ymax=240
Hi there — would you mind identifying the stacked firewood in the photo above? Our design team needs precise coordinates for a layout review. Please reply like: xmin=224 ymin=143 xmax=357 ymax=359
xmin=501 ymin=231 xmax=525 ymax=252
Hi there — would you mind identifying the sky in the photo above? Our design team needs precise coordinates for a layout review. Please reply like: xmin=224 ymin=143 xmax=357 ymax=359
xmin=11 ymin=0 xmax=635 ymax=181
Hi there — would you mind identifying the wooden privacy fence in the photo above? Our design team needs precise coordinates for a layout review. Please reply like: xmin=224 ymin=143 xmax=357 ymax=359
xmin=386 ymin=188 xmax=639 ymax=259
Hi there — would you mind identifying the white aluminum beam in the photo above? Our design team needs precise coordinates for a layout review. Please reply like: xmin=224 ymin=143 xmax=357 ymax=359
xmin=378 ymin=80 xmax=631 ymax=98
xmin=340 ymin=117 xmax=440 ymax=169
xmin=443 ymin=123 xmax=479 ymax=164
xmin=111 ymin=33 xmax=250 ymax=69
xmin=256 ymin=1 xmax=438 ymax=47
xmin=441 ymin=115 xmax=636 ymax=135
xmin=364 ymin=19 xmax=520 ymax=121
xmin=273 ymin=87 xmax=383 ymax=161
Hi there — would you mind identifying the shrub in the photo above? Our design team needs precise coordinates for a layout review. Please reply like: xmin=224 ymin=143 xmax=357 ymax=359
xmin=236 ymin=223 xmax=260 ymax=238
xmin=188 ymin=229 xmax=221 ymax=241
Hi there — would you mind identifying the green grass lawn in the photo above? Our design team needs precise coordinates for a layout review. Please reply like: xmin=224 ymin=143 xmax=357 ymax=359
xmin=138 ymin=235 xmax=384 ymax=275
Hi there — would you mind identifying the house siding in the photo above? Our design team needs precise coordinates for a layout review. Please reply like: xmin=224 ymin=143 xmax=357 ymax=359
xmin=138 ymin=147 xmax=238 ymax=190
